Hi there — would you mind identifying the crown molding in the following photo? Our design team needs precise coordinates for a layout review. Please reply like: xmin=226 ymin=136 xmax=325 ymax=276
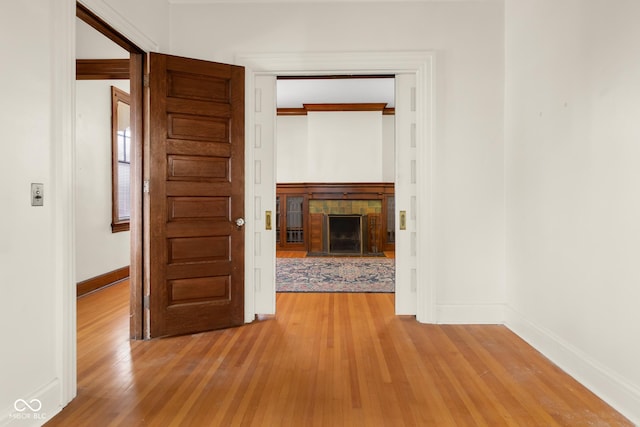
xmin=170 ymin=0 xmax=498 ymax=3
xmin=304 ymin=102 xmax=387 ymax=112
xmin=277 ymin=104 xmax=395 ymax=116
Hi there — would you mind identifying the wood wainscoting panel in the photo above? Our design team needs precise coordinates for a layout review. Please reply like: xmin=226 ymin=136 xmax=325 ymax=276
xmin=77 ymin=266 xmax=129 ymax=297
xmin=366 ymin=213 xmax=382 ymax=253
xmin=309 ymin=213 xmax=324 ymax=253
xmin=277 ymin=183 xmax=395 ymax=254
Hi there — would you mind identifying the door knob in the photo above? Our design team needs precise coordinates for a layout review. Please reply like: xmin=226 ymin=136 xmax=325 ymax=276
xmin=235 ymin=218 xmax=245 ymax=227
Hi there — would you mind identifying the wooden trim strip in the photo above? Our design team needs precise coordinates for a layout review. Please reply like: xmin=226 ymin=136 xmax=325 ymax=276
xmin=77 ymin=266 xmax=130 ymax=297
xmin=128 ymin=53 xmax=144 ymax=339
xmin=277 ymin=182 xmax=394 ymax=198
xmin=76 ymin=3 xmax=144 ymax=54
xmin=278 ymin=106 xmax=394 ymax=116
xmin=76 ymin=59 xmax=130 ymax=80
xmin=277 ymin=108 xmax=307 ymax=116
xmin=303 ymin=103 xmax=388 ymax=112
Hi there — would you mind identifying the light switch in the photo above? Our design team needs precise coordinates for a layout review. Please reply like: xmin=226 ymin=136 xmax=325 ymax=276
xmin=31 ymin=183 xmax=44 ymax=206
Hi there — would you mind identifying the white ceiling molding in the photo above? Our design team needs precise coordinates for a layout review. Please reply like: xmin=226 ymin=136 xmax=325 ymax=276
xmin=237 ymin=51 xmax=433 ymax=75
xmin=170 ymin=0 xmax=497 ymax=3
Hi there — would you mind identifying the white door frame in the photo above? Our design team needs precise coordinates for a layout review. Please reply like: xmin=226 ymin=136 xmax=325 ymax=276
xmin=58 ymin=0 xmax=161 ymax=407
xmin=237 ymin=52 xmax=435 ymax=323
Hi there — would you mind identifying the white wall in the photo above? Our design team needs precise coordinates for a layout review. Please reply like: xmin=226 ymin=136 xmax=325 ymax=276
xmin=277 ymin=111 xmax=394 ymax=183
xmin=0 ymin=1 xmax=168 ymax=424
xmin=382 ymin=115 xmax=395 ymax=182
xmin=505 ymin=0 xmax=640 ymax=422
xmin=308 ymin=111 xmax=382 ymax=182
xmin=173 ymin=1 xmax=506 ymax=319
xmin=75 ymin=80 xmax=131 ymax=282
xmin=0 ymin=1 xmax=68 ymax=424
xmin=276 ymin=116 xmax=308 ymax=182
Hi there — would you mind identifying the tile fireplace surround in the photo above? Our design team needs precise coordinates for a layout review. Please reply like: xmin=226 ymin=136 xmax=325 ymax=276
xmin=309 ymin=199 xmax=382 ymax=216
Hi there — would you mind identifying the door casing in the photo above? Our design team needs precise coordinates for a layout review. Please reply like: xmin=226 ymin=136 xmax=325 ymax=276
xmin=238 ymin=52 xmax=435 ymax=323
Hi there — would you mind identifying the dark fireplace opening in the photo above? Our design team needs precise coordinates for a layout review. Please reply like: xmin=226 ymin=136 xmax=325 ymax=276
xmin=328 ymin=215 xmax=363 ymax=254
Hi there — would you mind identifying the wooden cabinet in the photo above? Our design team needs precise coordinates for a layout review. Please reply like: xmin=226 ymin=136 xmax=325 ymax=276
xmin=276 ymin=192 xmax=308 ymax=250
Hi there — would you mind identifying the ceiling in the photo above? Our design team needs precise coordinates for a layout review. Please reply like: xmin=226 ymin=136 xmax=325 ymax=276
xmin=276 ymin=78 xmax=395 ymax=109
xmin=76 ymin=18 xmax=129 ymax=59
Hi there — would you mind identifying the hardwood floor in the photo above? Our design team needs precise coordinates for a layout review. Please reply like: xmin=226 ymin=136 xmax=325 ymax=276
xmin=277 ymin=250 xmax=308 ymax=258
xmin=47 ymin=281 xmax=631 ymax=426
xmin=276 ymin=251 xmax=396 ymax=258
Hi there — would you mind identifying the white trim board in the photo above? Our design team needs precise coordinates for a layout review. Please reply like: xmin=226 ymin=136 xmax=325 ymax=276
xmin=436 ymin=303 xmax=505 ymax=324
xmin=236 ymin=51 xmax=436 ymax=323
xmin=506 ymin=306 xmax=640 ymax=425
xmin=1 ymin=379 xmax=61 ymax=426
xmin=170 ymin=0 xmax=500 ymax=3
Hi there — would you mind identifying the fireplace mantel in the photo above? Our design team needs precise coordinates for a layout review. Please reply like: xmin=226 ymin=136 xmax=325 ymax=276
xmin=278 ymin=182 xmax=393 ymax=200
xmin=276 ymin=183 xmax=395 ymax=254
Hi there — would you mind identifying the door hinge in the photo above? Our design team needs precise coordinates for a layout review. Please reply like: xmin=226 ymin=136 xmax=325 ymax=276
xmin=143 ymin=74 xmax=150 ymax=88
xmin=143 ymin=180 xmax=150 ymax=193
xmin=143 ymin=295 xmax=150 ymax=310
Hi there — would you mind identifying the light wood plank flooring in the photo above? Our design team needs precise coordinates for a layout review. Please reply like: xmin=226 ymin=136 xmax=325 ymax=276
xmin=276 ymin=251 xmax=395 ymax=258
xmin=46 ymin=281 xmax=630 ymax=426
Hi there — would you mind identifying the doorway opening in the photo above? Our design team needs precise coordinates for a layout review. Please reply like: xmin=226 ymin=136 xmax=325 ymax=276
xmin=242 ymin=52 xmax=433 ymax=321
xmin=75 ymin=3 xmax=145 ymax=339
xmin=273 ymin=75 xmax=397 ymax=294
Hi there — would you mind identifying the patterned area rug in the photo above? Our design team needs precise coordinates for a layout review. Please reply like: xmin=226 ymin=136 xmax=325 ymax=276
xmin=276 ymin=257 xmax=395 ymax=293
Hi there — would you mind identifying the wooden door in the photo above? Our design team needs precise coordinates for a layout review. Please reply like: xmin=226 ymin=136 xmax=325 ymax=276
xmin=147 ymin=53 xmax=244 ymax=337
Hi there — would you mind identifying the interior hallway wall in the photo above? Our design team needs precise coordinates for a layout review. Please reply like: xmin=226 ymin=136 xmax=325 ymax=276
xmin=505 ymin=0 xmax=640 ymax=422
xmin=75 ymin=80 xmax=131 ymax=282
xmin=170 ymin=1 xmax=506 ymax=320
xmin=0 ymin=0 xmax=169 ymax=422
xmin=0 ymin=1 xmax=60 ymax=420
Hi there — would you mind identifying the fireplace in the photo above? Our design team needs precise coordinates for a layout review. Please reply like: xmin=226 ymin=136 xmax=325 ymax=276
xmin=327 ymin=215 xmax=364 ymax=254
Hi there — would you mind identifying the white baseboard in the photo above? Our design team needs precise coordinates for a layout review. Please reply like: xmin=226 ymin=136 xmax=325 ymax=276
xmin=1 ymin=378 xmax=62 ymax=426
xmin=505 ymin=306 xmax=640 ymax=426
xmin=436 ymin=302 xmax=505 ymax=324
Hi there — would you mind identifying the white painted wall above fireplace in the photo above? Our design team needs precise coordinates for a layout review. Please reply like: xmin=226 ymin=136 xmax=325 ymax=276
xmin=277 ymin=112 xmax=395 ymax=183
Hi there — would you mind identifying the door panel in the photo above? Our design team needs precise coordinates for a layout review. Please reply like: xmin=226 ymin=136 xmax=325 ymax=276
xmin=251 ymin=75 xmax=277 ymax=315
xmin=395 ymin=73 xmax=417 ymax=315
xmin=147 ymin=53 xmax=244 ymax=337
